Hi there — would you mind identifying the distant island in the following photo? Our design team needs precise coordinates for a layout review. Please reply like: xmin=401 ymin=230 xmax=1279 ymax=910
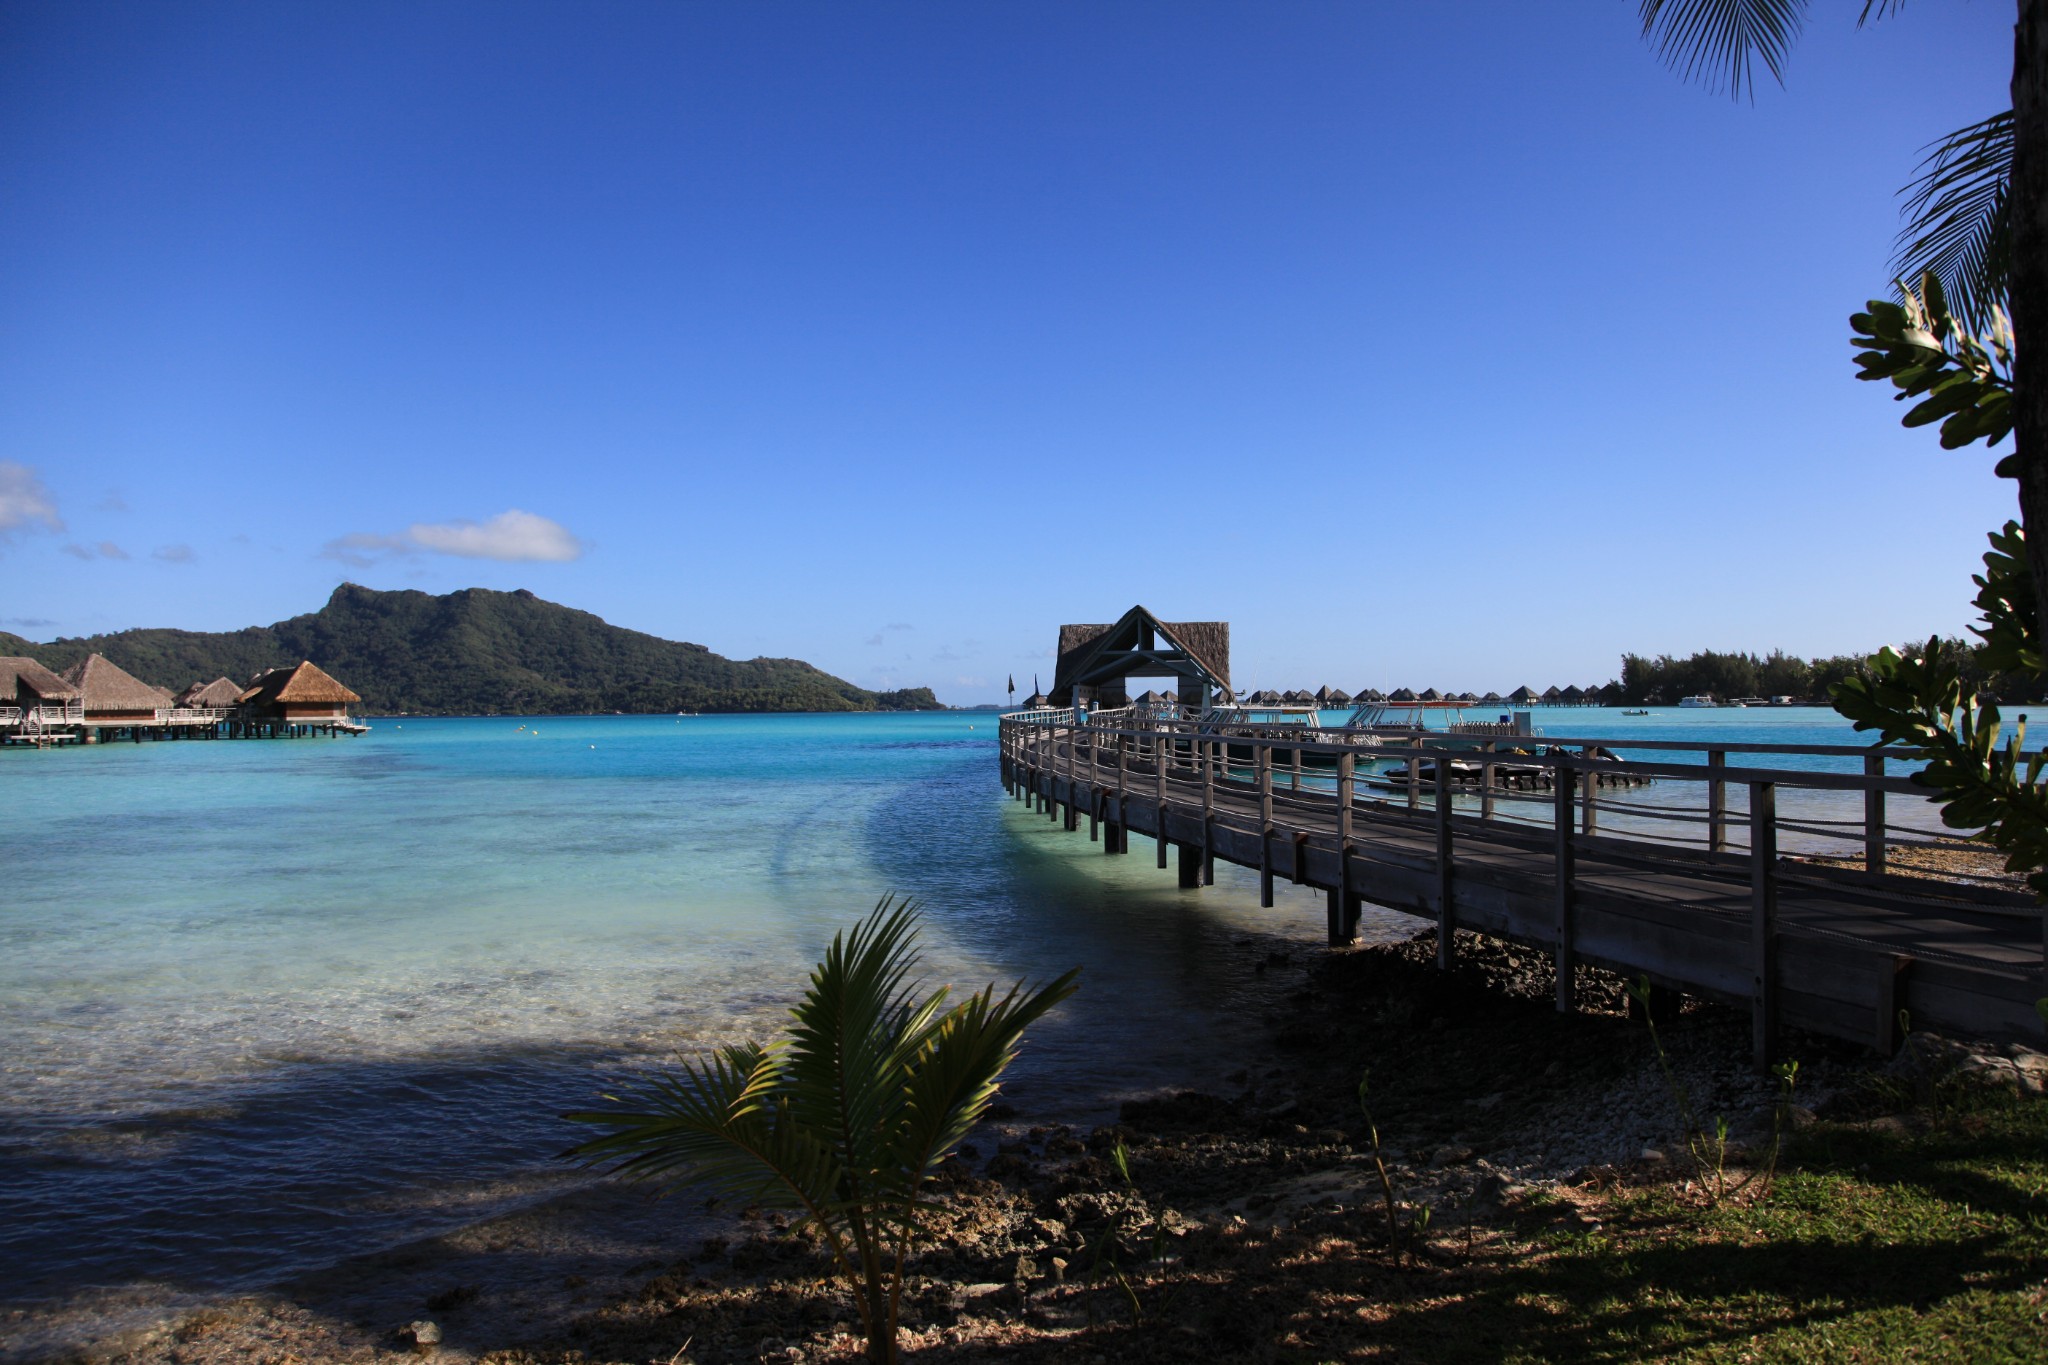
xmin=0 ymin=584 xmax=944 ymax=716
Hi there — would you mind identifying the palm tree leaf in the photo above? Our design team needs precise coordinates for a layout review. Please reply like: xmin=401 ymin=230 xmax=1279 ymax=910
xmin=1638 ymin=0 xmax=1808 ymax=101
xmin=779 ymin=896 xmax=936 ymax=1187
xmin=563 ymin=1042 xmax=846 ymax=1221
xmin=875 ymin=967 xmax=1082 ymax=1217
xmin=1892 ymin=111 xmax=2013 ymax=334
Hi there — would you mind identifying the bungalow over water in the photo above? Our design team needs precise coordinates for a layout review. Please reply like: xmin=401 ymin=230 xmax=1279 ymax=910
xmin=0 ymin=654 xmax=368 ymax=747
xmin=64 ymin=653 xmax=174 ymax=731
xmin=235 ymin=661 xmax=364 ymax=736
xmin=0 ymin=657 xmax=84 ymax=738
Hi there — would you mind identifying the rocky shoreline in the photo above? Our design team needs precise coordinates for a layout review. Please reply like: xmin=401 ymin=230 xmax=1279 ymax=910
xmin=12 ymin=929 xmax=2038 ymax=1365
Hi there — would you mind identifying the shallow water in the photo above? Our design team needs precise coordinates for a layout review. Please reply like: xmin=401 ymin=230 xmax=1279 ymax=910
xmin=0 ymin=712 xmax=1364 ymax=1306
xmin=0 ymin=705 xmax=1940 ymax=1306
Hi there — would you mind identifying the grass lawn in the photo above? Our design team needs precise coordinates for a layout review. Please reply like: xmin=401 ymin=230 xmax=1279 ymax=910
xmin=1370 ymin=1099 xmax=2048 ymax=1363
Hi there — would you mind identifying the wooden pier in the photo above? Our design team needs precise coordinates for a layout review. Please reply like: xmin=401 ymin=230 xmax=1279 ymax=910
xmin=999 ymin=708 xmax=2048 ymax=1065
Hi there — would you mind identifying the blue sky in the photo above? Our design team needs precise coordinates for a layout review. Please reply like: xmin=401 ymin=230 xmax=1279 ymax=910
xmin=0 ymin=1 xmax=2019 ymax=702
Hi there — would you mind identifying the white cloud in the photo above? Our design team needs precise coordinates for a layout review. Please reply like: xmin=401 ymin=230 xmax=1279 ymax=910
xmin=152 ymin=544 xmax=196 ymax=564
xmin=409 ymin=509 xmax=583 ymax=561
xmin=0 ymin=463 xmax=63 ymax=543
xmin=61 ymin=540 xmax=129 ymax=561
xmin=322 ymin=509 xmax=586 ymax=567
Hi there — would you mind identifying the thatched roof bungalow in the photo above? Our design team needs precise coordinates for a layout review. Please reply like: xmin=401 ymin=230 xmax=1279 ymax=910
xmin=1509 ymin=686 xmax=1539 ymax=704
xmin=175 ymin=676 xmax=243 ymax=708
xmin=62 ymin=654 xmax=171 ymax=725
xmin=238 ymin=661 xmax=361 ymax=722
xmin=0 ymin=656 xmax=81 ymax=709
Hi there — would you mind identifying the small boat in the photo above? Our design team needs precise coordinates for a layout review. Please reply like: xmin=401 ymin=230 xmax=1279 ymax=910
xmin=1622 ymin=708 xmax=1650 ymax=716
xmin=1678 ymin=695 xmax=1715 ymax=709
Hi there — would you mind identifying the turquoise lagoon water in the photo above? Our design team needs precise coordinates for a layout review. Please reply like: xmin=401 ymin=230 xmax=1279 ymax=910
xmin=0 ymin=706 xmax=1945 ymax=1305
xmin=0 ymin=711 xmax=1359 ymax=1307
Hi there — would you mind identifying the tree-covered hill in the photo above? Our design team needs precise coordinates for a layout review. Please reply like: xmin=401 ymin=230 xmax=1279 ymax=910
xmin=0 ymin=584 xmax=943 ymax=715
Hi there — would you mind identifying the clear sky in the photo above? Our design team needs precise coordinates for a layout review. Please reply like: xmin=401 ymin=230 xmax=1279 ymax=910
xmin=0 ymin=1 xmax=2020 ymax=702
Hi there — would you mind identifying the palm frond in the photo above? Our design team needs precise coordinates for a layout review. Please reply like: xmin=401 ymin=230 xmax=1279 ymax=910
xmin=878 ymin=968 xmax=1082 ymax=1219
xmin=1638 ymin=0 xmax=1808 ymax=101
xmin=563 ymin=1042 xmax=845 ymax=1220
xmin=1892 ymin=110 xmax=2013 ymax=335
xmin=781 ymin=896 xmax=941 ymax=1185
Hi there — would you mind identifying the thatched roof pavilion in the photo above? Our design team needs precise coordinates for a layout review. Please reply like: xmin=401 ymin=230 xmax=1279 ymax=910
xmin=62 ymin=654 xmax=171 ymax=721
xmin=238 ymin=661 xmax=361 ymax=719
xmin=0 ymin=656 xmax=80 ymax=706
xmin=1051 ymin=606 xmax=1230 ymax=712
xmin=1509 ymin=686 xmax=1539 ymax=704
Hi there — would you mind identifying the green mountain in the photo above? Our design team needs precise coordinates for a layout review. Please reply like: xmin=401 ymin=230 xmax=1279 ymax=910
xmin=0 ymin=584 xmax=943 ymax=715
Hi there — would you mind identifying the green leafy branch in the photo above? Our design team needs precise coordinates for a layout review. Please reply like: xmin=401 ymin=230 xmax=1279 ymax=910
xmin=1831 ymin=637 xmax=2048 ymax=898
xmin=1850 ymin=272 xmax=2012 ymax=460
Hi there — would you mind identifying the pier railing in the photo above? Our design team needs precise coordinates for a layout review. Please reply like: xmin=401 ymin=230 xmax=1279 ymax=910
xmin=1001 ymin=709 xmax=1986 ymax=879
xmin=999 ymin=708 xmax=2046 ymax=1060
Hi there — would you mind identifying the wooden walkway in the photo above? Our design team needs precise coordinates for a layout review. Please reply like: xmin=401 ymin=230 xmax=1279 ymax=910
xmin=999 ymin=709 xmax=2047 ymax=1065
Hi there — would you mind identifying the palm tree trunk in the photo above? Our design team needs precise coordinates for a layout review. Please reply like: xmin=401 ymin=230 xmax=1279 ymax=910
xmin=2014 ymin=0 xmax=2048 ymax=643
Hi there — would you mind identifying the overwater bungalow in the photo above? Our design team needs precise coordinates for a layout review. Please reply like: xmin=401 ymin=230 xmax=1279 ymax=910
xmin=63 ymin=653 xmax=173 ymax=735
xmin=0 ymin=656 xmax=84 ymax=739
xmin=237 ymin=661 xmax=363 ymax=732
xmin=1509 ymin=685 xmax=1539 ymax=705
xmin=175 ymin=677 xmax=243 ymax=709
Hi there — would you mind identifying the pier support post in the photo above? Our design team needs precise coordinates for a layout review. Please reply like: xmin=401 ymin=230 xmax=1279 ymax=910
xmin=1435 ymin=756 xmax=1455 ymax=970
xmin=1257 ymin=743 xmax=1274 ymax=909
xmin=1334 ymin=751 xmax=1356 ymax=944
xmin=1708 ymin=749 xmax=1727 ymax=856
xmin=1200 ymin=738 xmax=1215 ymax=885
xmin=1750 ymin=781 xmax=1779 ymax=1071
xmin=1178 ymin=842 xmax=1202 ymax=889
xmin=1553 ymin=758 xmax=1577 ymax=1013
